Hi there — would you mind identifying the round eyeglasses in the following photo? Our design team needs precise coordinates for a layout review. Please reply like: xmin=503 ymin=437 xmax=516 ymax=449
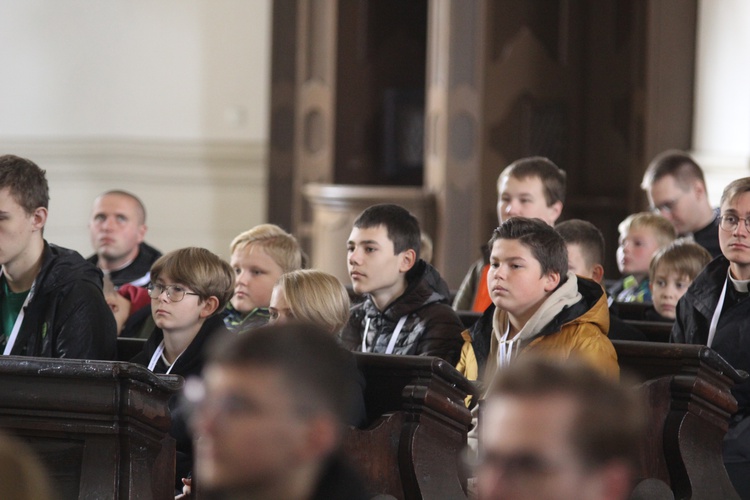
xmin=719 ymin=214 xmax=750 ymax=232
xmin=147 ymin=283 xmax=200 ymax=302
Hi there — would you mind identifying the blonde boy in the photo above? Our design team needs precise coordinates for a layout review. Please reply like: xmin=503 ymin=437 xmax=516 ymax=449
xmin=648 ymin=241 xmax=711 ymax=320
xmin=611 ymin=212 xmax=676 ymax=303
xmin=457 ymin=217 xmax=618 ymax=388
xmin=223 ymin=224 xmax=302 ymax=334
xmin=453 ymin=157 xmax=565 ymax=312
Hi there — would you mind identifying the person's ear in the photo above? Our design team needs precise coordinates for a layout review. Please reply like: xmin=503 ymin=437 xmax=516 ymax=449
xmin=199 ymin=296 xmax=220 ymax=318
xmin=591 ymin=264 xmax=605 ymax=284
xmin=543 ymin=271 xmax=561 ymax=292
xmin=398 ymin=248 xmax=417 ymax=273
xmin=31 ymin=207 xmax=47 ymax=232
xmin=692 ymin=179 xmax=707 ymax=200
xmin=137 ymin=223 xmax=147 ymax=243
xmin=547 ymin=201 xmax=563 ymax=225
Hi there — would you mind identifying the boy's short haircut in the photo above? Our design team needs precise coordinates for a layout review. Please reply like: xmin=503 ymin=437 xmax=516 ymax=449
xmin=0 ymin=155 xmax=49 ymax=214
xmin=641 ymin=150 xmax=705 ymax=191
xmin=555 ymin=219 xmax=605 ymax=269
xmin=208 ymin=322 xmax=359 ymax=426
xmin=487 ymin=356 xmax=646 ymax=470
xmin=230 ymin=224 xmax=302 ymax=273
xmin=276 ymin=270 xmax=350 ymax=334
xmin=497 ymin=156 xmax=567 ymax=206
xmin=151 ymin=247 xmax=235 ymax=314
xmin=353 ymin=204 xmax=421 ymax=258
xmin=720 ymin=176 xmax=750 ymax=207
xmin=489 ymin=217 xmax=568 ymax=278
xmin=618 ymin=212 xmax=676 ymax=248
xmin=649 ymin=240 xmax=712 ymax=283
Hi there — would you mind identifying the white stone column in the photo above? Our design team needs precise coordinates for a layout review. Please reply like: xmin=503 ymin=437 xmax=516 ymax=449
xmin=692 ymin=0 xmax=750 ymax=203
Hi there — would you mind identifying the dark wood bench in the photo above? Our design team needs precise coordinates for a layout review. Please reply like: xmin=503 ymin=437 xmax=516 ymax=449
xmin=0 ymin=356 xmax=181 ymax=499
xmin=622 ymin=320 xmax=673 ymax=343
xmin=344 ymin=353 xmax=477 ymax=499
xmin=613 ymin=340 xmax=746 ymax=500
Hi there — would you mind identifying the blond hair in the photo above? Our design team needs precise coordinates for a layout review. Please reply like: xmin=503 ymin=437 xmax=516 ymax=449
xmin=275 ymin=270 xmax=350 ymax=334
xmin=618 ymin=212 xmax=676 ymax=248
xmin=150 ymin=247 xmax=235 ymax=314
xmin=720 ymin=177 xmax=750 ymax=207
xmin=230 ymin=224 xmax=302 ymax=273
xmin=649 ymin=239 xmax=711 ymax=283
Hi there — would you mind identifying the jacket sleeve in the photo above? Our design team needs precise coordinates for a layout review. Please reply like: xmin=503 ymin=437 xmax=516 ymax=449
xmin=572 ymin=333 xmax=620 ymax=380
xmin=52 ymin=280 xmax=118 ymax=360
xmin=452 ymin=259 xmax=483 ymax=310
xmin=671 ymin=299 xmax=689 ymax=344
xmin=413 ymin=304 xmax=465 ymax=365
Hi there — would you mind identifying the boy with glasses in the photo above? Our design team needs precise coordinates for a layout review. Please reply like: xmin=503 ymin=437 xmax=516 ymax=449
xmin=131 ymin=247 xmax=234 ymax=492
xmin=642 ymin=150 xmax=721 ymax=257
xmin=672 ymin=176 xmax=750 ymax=497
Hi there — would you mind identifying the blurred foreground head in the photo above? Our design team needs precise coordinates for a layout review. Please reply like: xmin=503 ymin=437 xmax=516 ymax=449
xmin=477 ymin=357 xmax=646 ymax=500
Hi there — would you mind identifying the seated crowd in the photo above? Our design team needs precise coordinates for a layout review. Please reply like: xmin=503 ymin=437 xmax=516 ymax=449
xmin=1 ymin=149 xmax=749 ymax=500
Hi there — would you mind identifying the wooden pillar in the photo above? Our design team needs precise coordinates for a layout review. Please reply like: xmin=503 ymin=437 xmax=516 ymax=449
xmin=425 ymin=0 xmax=487 ymax=287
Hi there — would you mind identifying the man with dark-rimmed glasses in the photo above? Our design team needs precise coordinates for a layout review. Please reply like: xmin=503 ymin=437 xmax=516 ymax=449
xmin=672 ymin=176 xmax=750 ymax=498
xmin=642 ymin=150 xmax=721 ymax=257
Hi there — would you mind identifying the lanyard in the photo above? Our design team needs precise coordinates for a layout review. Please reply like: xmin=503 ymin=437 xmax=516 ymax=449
xmin=707 ymin=275 xmax=730 ymax=348
xmin=361 ymin=315 xmax=408 ymax=355
xmin=3 ymin=284 xmax=36 ymax=356
xmin=147 ymin=340 xmax=181 ymax=374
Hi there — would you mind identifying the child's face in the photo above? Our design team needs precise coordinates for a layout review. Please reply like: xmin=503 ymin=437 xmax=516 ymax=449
xmin=487 ymin=238 xmax=560 ymax=324
xmin=649 ymin=267 xmax=691 ymax=320
xmin=719 ymin=191 xmax=750 ymax=279
xmin=616 ymin=226 xmax=661 ymax=276
xmin=268 ymin=285 xmax=294 ymax=325
xmin=230 ymin=244 xmax=284 ymax=314
xmin=151 ymin=274 xmax=209 ymax=335
xmin=347 ymin=224 xmax=412 ymax=309
xmin=496 ymin=176 xmax=561 ymax=226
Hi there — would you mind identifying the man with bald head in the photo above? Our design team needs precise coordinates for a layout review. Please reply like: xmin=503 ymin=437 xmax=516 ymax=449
xmin=88 ymin=190 xmax=161 ymax=287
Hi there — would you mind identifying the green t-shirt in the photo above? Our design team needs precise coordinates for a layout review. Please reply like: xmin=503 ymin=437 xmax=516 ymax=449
xmin=1 ymin=278 xmax=30 ymax=341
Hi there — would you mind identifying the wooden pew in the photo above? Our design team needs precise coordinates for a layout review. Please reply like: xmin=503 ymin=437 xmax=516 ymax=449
xmin=344 ymin=353 xmax=477 ymax=500
xmin=622 ymin=319 xmax=673 ymax=343
xmin=613 ymin=340 xmax=746 ymax=500
xmin=0 ymin=356 xmax=182 ymax=499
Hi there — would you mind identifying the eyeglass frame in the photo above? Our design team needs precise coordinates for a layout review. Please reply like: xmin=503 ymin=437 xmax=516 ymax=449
xmin=147 ymin=282 xmax=200 ymax=302
xmin=652 ymin=192 xmax=686 ymax=214
xmin=719 ymin=214 xmax=750 ymax=232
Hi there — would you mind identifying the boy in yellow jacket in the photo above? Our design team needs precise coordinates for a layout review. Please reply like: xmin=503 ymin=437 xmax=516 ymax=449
xmin=457 ymin=217 xmax=618 ymax=394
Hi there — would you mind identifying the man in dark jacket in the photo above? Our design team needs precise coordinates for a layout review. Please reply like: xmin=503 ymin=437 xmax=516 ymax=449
xmin=0 ymin=155 xmax=116 ymax=359
xmin=88 ymin=190 xmax=161 ymax=287
xmin=672 ymin=176 xmax=750 ymax=498
xmin=340 ymin=204 xmax=463 ymax=364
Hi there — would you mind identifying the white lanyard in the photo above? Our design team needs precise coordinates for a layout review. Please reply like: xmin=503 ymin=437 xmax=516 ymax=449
xmin=707 ymin=275 xmax=730 ymax=348
xmin=497 ymin=322 xmax=516 ymax=367
xmin=3 ymin=284 xmax=36 ymax=356
xmin=361 ymin=315 xmax=408 ymax=355
xmin=147 ymin=340 xmax=181 ymax=374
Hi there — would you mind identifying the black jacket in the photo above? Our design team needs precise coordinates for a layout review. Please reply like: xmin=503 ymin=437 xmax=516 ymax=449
xmin=3 ymin=242 xmax=117 ymax=360
xmin=340 ymin=260 xmax=464 ymax=365
xmin=672 ymin=255 xmax=750 ymax=411
xmin=87 ymin=241 xmax=162 ymax=287
xmin=131 ymin=314 xmax=229 ymax=490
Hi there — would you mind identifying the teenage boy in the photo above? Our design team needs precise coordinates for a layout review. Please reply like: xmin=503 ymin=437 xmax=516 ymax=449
xmin=453 ymin=157 xmax=565 ymax=312
xmin=189 ymin=323 xmax=368 ymax=500
xmin=131 ymin=246 xmax=234 ymax=490
xmin=642 ymin=150 xmax=721 ymax=257
xmin=88 ymin=190 xmax=161 ymax=287
xmin=0 ymin=155 xmax=116 ymax=359
xmin=456 ymin=217 xmax=618 ymax=388
xmin=340 ymin=204 xmax=464 ymax=364
xmin=222 ymin=224 xmax=302 ymax=334
xmin=672 ymin=176 xmax=750 ymax=498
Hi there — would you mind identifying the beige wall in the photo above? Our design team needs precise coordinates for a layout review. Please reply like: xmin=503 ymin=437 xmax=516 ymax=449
xmin=0 ymin=0 xmax=271 ymax=260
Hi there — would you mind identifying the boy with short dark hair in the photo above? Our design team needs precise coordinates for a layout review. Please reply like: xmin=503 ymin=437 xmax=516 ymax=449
xmin=456 ymin=217 xmax=618 ymax=387
xmin=339 ymin=204 xmax=463 ymax=364
xmin=0 ymin=154 xmax=116 ymax=359
xmin=453 ymin=156 xmax=566 ymax=312
xmin=131 ymin=246 xmax=235 ymax=489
